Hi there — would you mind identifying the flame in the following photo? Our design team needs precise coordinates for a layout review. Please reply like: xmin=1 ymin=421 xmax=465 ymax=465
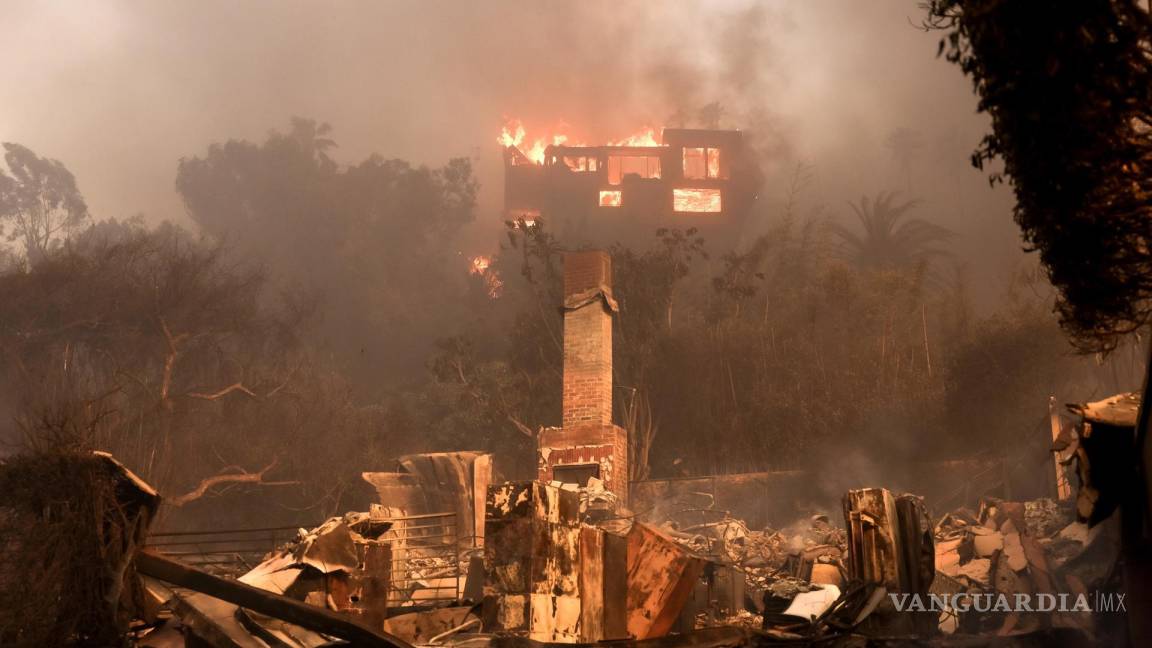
xmin=470 ymin=255 xmax=491 ymax=275
xmin=610 ymin=127 xmax=662 ymax=148
xmin=469 ymin=255 xmax=503 ymax=298
xmin=673 ymin=188 xmax=722 ymax=213
xmin=523 ymin=134 xmax=578 ymax=165
xmin=499 ymin=119 xmax=585 ymax=164
xmin=498 ymin=121 xmax=526 ymax=149
xmin=498 ymin=120 xmax=662 ymax=165
xmin=707 ymin=147 xmax=721 ymax=179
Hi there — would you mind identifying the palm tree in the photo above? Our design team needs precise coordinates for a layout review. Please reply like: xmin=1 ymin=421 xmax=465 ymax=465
xmin=832 ymin=191 xmax=955 ymax=273
xmin=885 ymin=128 xmax=924 ymax=192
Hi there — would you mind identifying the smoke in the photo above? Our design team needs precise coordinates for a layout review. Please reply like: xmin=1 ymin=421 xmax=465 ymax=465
xmin=1 ymin=0 xmax=1024 ymax=306
xmin=6 ymin=1 xmax=1149 ymax=524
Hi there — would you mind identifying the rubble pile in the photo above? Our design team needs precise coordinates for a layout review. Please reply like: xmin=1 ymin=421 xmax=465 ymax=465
xmin=932 ymin=496 xmax=1117 ymax=635
xmin=642 ymin=507 xmax=851 ymax=638
xmin=577 ymin=476 xmax=619 ymax=521
xmin=136 ymin=510 xmax=479 ymax=647
xmin=4 ymin=243 xmax=1137 ymax=647
xmin=240 ymin=512 xmax=397 ymax=624
xmin=659 ymin=513 xmax=846 ymax=593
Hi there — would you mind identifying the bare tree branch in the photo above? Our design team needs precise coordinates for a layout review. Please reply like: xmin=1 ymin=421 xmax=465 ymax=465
xmin=266 ymin=361 xmax=302 ymax=398
xmin=506 ymin=413 xmax=537 ymax=438
xmin=167 ymin=457 xmax=299 ymax=507
xmin=186 ymin=382 xmax=258 ymax=401
xmin=158 ymin=316 xmax=189 ymax=407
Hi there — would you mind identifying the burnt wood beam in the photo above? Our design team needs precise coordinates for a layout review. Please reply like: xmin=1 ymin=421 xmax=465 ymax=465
xmin=135 ymin=549 xmax=414 ymax=648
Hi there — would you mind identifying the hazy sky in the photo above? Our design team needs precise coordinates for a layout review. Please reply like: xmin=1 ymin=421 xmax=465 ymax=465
xmin=1 ymin=0 xmax=1026 ymax=305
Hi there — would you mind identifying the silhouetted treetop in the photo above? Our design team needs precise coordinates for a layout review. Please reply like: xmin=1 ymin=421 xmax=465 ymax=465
xmin=0 ymin=143 xmax=88 ymax=266
xmin=174 ymin=118 xmax=479 ymax=390
xmin=924 ymin=0 xmax=1152 ymax=352
xmin=832 ymin=191 xmax=955 ymax=275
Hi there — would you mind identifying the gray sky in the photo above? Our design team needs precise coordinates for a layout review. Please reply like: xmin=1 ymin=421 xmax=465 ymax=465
xmin=0 ymin=0 xmax=1026 ymax=305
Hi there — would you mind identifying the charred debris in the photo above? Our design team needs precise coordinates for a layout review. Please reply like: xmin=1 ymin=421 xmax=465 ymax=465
xmin=0 ymin=251 xmax=1128 ymax=648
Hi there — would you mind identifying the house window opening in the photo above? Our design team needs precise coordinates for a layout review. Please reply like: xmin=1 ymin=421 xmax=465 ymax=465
xmin=682 ymin=147 xmax=725 ymax=179
xmin=564 ymin=156 xmax=598 ymax=173
xmin=673 ymin=188 xmax=722 ymax=213
xmin=608 ymin=155 xmax=661 ymax=185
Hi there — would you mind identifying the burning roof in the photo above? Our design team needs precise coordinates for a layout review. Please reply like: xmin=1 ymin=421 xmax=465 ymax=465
xmin=497 ymin=119 xmax=662 ymax=165
xmin=498 ymin=119 xmax=761 ymax=247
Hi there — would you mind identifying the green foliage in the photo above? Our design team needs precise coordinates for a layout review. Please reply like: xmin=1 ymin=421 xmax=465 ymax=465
xmin=924 ymin=0 xmax=1152 ymax=352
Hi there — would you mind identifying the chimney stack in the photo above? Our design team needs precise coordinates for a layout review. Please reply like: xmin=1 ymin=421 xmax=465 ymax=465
xmin=537 ymin=251 xmax=628 ymax=502
xmin=562 ymin=251 xmax=615 ymax=427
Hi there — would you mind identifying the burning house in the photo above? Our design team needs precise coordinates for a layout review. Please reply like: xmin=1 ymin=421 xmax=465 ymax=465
xmin=501 ymin=124 xmax=761 ymax=246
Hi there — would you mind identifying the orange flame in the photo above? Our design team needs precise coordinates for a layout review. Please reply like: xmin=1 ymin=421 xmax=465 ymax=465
xmin=498 ymin=120 xmax=663 ymax=164
xmin=673 ymin=188 xmax=722 ymax=213
xmin=470 ymin=255 xmax=491 ymax=275
xmin=469 ymin=255 xmax=503 ymax=298
xmin=610 ymin=127 xmax=661 ymax=147
xmin=498 ymin=121 xmax=526 ymax=149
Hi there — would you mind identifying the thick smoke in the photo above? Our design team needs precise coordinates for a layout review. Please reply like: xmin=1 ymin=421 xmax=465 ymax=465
xmin=2 ymin=1 xmax=1147 ymax=528
xmin=0 ymin=0 xmax=1026 ymax=308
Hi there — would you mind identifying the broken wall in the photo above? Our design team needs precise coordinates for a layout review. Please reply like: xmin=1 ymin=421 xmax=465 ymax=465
xmin=362 ymin=451 xmax=492 ymax=545
xmin=483 ymin=481 xmax=582 ymax=642
xmin=631 ymin=457 xmax=1031 ymax=531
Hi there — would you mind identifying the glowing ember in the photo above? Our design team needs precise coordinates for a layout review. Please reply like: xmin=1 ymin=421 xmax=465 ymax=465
xmin=468 ymin=255 xmax=503 ymax=298
xmin=673 ymin=188 xmax=722 ymax=213
xmin=469 ymin=255 xmax=491 ymax=274
xmin=507 ymin=209 xmax=539 ymax=228
xmin=599 ymin=190 xmax=622 ymax=207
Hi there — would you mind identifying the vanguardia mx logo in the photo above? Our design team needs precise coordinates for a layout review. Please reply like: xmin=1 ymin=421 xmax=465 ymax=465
xmin=890 ymin=592 xmax=1127 ymax=613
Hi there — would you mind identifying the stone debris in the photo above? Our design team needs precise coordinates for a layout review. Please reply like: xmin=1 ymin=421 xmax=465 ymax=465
xmin=932 ymin=496 xmax=1118 ymax=636
xmin=657 ymin=512 xmax=847 ymax=600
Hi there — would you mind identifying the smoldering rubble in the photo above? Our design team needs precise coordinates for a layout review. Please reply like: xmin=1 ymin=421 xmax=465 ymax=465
xmin=0 ymin=251 xmax=1130 ymax=647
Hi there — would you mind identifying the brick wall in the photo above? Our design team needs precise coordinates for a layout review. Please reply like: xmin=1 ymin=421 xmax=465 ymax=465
xmin=563 ymin=250 xmax=612 ymax=298
xmin=538 ymin=424 xmax=628 ymax=499
xmin=562 ymin=251 xmax=613 ymax=428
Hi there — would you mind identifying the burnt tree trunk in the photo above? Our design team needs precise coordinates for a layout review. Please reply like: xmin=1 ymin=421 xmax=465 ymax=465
xmin=1125 ymin=339 xmax=1152 ymax=646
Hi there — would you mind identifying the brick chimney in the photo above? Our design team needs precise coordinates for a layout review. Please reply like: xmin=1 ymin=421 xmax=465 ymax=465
xmin=538 ymin=251 xmax=629 ymax=503
xmin=562 ymin=251 xmax=615 ymax=427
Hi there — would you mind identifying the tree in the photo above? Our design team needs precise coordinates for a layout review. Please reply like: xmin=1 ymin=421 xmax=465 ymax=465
xmin=832 ymin=191 xmax=955 ymax=275
xmin=924 ymin=0 xmax=1152 ymax=353
xmin=885 ymin=128 xmax=924 ymax=192
xmin=0 ymin=220 xmax=407 ymax=526
xmin=175 ymin=118 xmax=479 ymax=392
xmin=925 ymin=2 xmax=1152 ymax=640
xmin=0 ymin=143 xmax=88 ymax=266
